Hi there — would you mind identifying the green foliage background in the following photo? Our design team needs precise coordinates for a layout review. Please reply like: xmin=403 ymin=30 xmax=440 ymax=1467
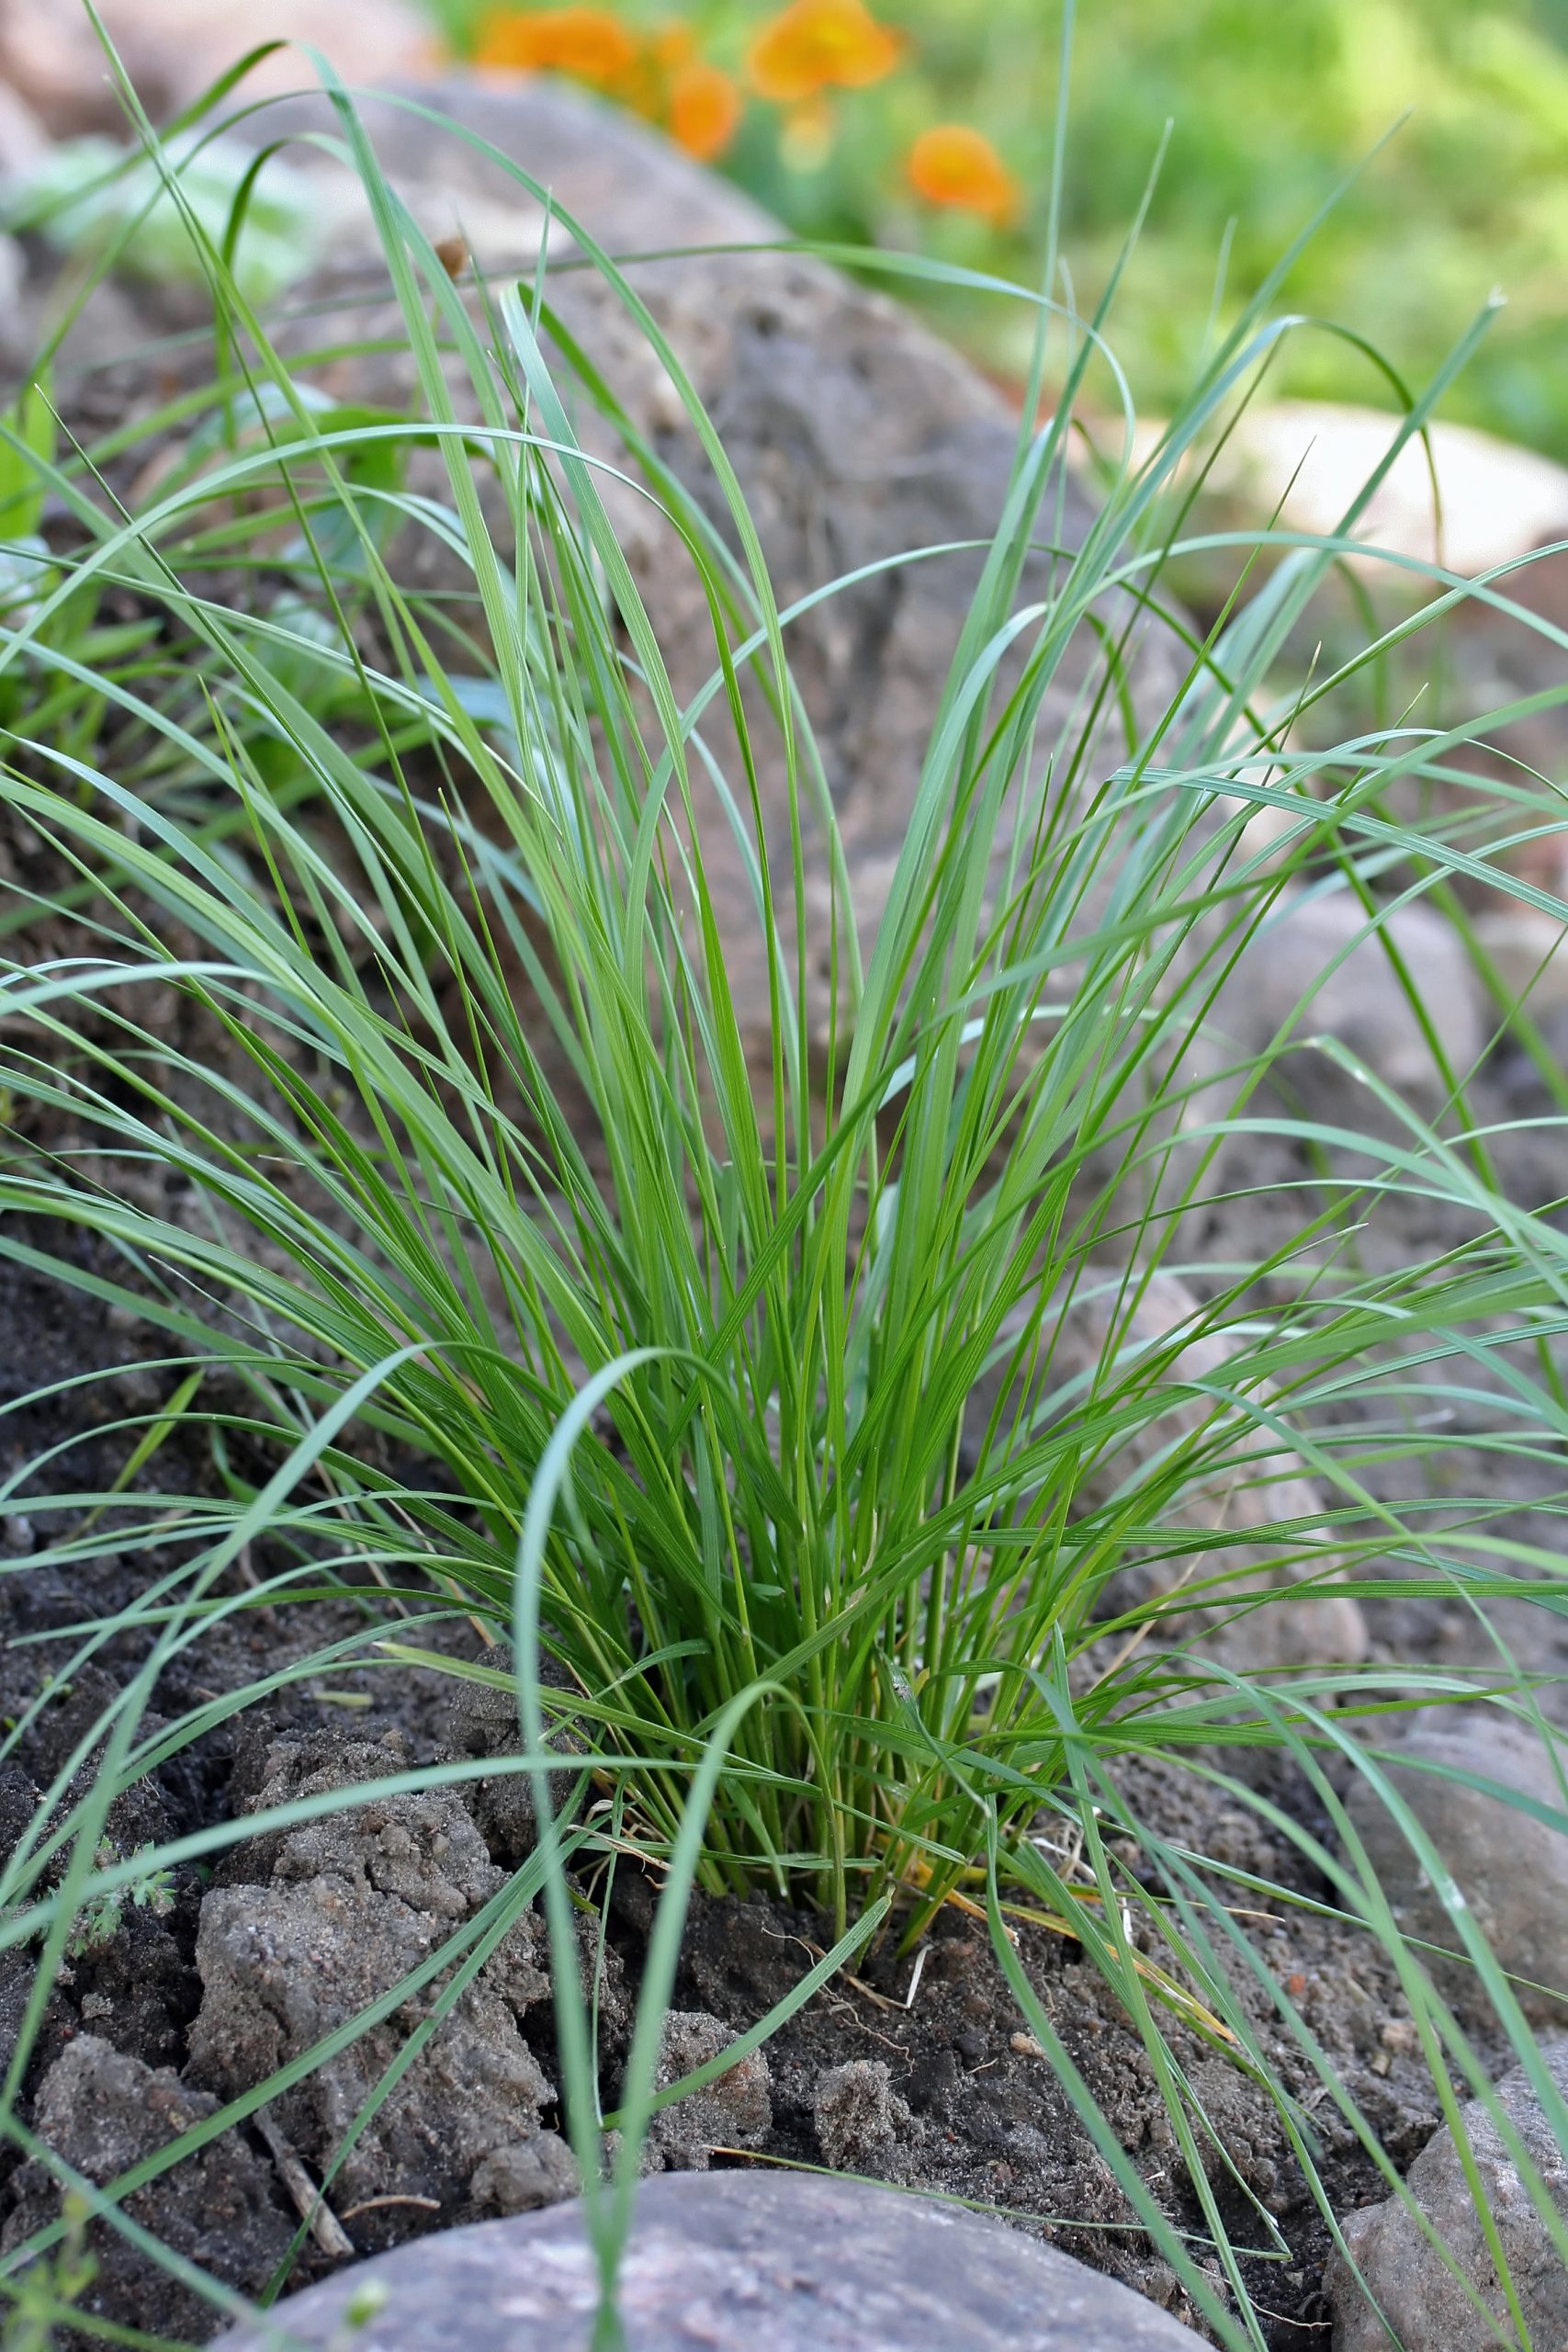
xmin=434 ymin=0 xmax=1568 ymax=455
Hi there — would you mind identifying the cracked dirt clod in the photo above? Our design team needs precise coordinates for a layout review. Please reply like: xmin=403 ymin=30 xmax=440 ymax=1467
xmin=813 ymin=2057 xmax=918 ymax=2178
xmin=638 ymin=2009 xmax=773 ymax=2173
xmin=186 ymin=1735 xmax=565 ymax=2231
xmin=223 ymin=1731 xmax=502 ymax=1909
xmin=440 ymin=1650 xmax=587 ymax=1869
xmin=468 ymin=2131 xmax=580 ymax=2216
xmin=2 ymin=2036 xmax=296 ymax=2344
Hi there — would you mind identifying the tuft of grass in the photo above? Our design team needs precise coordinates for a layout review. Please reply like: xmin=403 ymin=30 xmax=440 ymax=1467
xmin=0 ymin=27 xmax=1566 ymax=2351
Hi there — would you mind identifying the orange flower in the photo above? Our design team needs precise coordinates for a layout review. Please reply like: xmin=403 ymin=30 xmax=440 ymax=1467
xmin=747 ymin=0 xmax=900 ymax=103
xmin=670 ymin=59 xmax=743 ymax=159
xmin=474 ymin=6 xmax=639 ymax=90
xmin=907 ymin=123 xmax=1020 ymax=226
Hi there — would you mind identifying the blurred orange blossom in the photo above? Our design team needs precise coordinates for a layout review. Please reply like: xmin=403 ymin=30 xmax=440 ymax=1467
xmin=473 ymin=6 xmax=639 ymax=85
xmin=747 ymin=0 xmax=901 ymax=103
xmin=669 ymin=58 xmax=743 ymax=159
xmin=907 ymin=123 xmax=1020 ymax=226
xmin=471 ymin=7 xmax=741 ymax=158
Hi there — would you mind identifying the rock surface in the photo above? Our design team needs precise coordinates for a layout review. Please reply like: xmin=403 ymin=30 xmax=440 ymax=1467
xmin=219 ymin=2169 xmax=1210 ymax=2349
xmin=1329 ymin=2038 xmax=1568 ymax=2352
xmin=967 ymin=1269 xmax=1368 ymax=1670
xmin=0 ymin=0 xmax=433 ymax=136
xmin=213 ymin=76 xmax=1186 ymax=1064
xmin=1195 ymin=887 xmax=1487 ymax=1117
xmin=1474 ymin=903 xmax=1568 ymax=1068
xmin=1204 ymin=400 xmax=1568 ymax=582
xmin=1344 ymin=1713 xmax=1568 ymax=2022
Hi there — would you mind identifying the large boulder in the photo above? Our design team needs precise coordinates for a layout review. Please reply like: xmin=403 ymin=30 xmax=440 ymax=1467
xmin=218 ymin=2167 xmax=1211 ymax=2349
xmin=964 ymin=1268 xmax=1368 ymax=1671
xmin=0 ymin=0 xmax=433 ymax=136
xmin=209 ymin=76 xmax=1188 ymax=1059
xmin=1330 ymin=2038 xmax=1568 ymax=2352
xmin=1344 ymin=1713 xmax=1568 ymax=2023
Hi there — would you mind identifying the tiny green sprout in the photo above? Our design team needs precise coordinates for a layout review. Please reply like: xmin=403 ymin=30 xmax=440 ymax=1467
xmin=67 ymin=1842 xmax=175 ymax=1956
xmin=326 ymin=2289 xmax=389 ymax=2352
xmin=129 ymin=1847 xmax=177 ymax=1920
xmin=1 ymin=2189 xmax=96 ymax=2352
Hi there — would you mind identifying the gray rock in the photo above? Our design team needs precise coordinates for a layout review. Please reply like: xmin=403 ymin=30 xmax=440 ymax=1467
xmin=220 ymin=2168 xmax=1208 ymax=2349
xmin=1473 ymin=903 xmax=1568 ymax=1069
xmin=224 ymin=78 xmax=1185 ymax=1068
xmin=1194 ymin=887 xmax=1485 ymax=1119
xmin=3 ymin=2035 xmax=295 ymax=2344
xmin=0 ymin=0 xmax=430 ymax=136
xmin=966 ymin=1269 xmax=1367 ymax=1671
xmin=0 ymin=75 xmax=48 ymax=186
xmin=1473 ymin=905 xmax=1568 ymax=1023
xmin=1329 ymin=2039 xmax=1568 ymax=2351
xmin=1345 ymin=1714 xmax=1568 ymax=2022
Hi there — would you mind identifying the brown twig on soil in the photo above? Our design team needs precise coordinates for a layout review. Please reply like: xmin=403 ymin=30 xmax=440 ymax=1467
xmin=254 ymin=2111 xmax=355 ymax=2258
xmin=337 ymin=2196 xmax=443 ymax=2222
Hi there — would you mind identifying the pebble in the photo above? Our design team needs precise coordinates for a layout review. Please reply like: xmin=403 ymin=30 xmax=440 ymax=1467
xmin=1329 ymin=2038 xmax=1568 ymax=2351
xmin=1198 ymin=887 xmax=1486 ymax=1113
xmin=220 ymin=2170 xmax=1208 ymax=2349
xmin=1345 ymin=1713 xmax=1568 ymax=2022
xmin=1205 ymin=400 xmax=1568 ymax=581
xmin=966 ymin=1269 xmax=1368 ymax=1672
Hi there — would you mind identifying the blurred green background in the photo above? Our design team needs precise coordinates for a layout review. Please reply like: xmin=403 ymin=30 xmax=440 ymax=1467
xmin=429 ymin=0 xmax=1568 ymax=458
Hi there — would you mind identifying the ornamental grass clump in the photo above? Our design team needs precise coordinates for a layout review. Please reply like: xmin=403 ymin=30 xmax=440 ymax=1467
xmin=0 ymin=36 xmax=1567 ymax=2349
